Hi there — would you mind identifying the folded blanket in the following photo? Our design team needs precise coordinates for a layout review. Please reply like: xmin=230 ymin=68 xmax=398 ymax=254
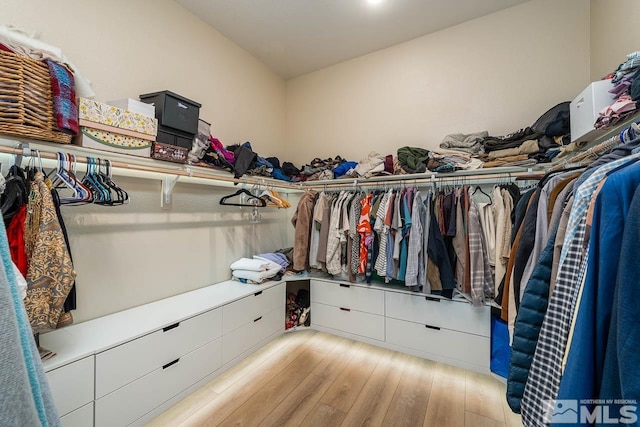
xmin=487 ymin=139 xmax=540 ymax=160
xmin=440 ymin=131 xmax=488 ymax=154
xmin=230 ymin=257 xmax=273 ymax=272
xmin=254 ymin=254 xmax=289 ymax=273
xmin=46 ymin=60 xmax=78 ymax=135
xmin=232 ymin=264 xmax=281 ymax=283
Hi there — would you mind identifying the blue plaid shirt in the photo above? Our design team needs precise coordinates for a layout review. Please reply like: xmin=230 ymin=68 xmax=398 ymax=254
xmin=521 ymin=153 xmax=640 ymax=426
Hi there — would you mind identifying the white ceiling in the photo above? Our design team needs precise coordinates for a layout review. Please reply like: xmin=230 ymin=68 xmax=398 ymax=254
xmin=177 ymin=0 xmax=529 ymax=79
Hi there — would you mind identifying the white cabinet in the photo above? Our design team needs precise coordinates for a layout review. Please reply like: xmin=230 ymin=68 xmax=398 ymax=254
xmin=386 ymin=318 xmax=490 ymax=369
xmin=308 ymin=279 xmax=491 ymax=373
xmin=385 ymin=292 xmax=490 ymax=337
xmin=46 ymin=356 xmax=94 ymax=417
xmin=95 ymin=307 xmax=222 ymax=398
xmin=313 ymin=302 xmax=385 ymax=341
xmin=60 ymin=402 xmax=93 ymax=427
xmin=310 ymin=280 xmax=384 ymax=315
xmin=222 ymin=285 xmax=283 ymax=334
xmin=95 ymin=337 xmax=222 ymax=427
xmin=223 ymin=305 xmax=284 ymax=364
xmin=41 ymin=280 xmax=286 ymax=427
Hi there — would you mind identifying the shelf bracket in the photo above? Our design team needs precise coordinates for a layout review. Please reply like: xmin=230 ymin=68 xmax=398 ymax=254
xmin=161 ymin=175 xmax=180 ymax=209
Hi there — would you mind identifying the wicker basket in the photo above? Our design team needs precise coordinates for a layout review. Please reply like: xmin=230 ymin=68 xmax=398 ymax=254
xmin=0 ymin=49 xmax=72 ymax=144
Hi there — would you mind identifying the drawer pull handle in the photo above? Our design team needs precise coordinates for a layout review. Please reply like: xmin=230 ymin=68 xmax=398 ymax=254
xmin=425 ymin=324 xmax=441 ymax=331
xmin=254 ymin=291 xmax=263 ymax=297
xmin=339 ymin=284 xmax=351 ymax=288
xmin=254 ymin=316 xmax=263 ymax=322
xmin=163 ymin=322 xmax=180 ymax=332
xmin=163 ymin=358 xmax=180 ymax=370
xmin=425 ymin=296 xmax=440 ymax=303
xmin=340 ymin=307 xmax=351 ymax=312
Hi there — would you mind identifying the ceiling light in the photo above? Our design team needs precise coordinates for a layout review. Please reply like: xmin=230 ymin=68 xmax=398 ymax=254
xmin=367 ymin=0 xmax=384 ymax=6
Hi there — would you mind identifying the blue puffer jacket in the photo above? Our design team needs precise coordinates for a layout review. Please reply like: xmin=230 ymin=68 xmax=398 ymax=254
xmin=506 ymin=226 xmax=557 ymax=413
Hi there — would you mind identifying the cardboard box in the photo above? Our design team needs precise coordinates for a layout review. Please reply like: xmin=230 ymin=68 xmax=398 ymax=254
xmin=78 ymin=98 xmax=158 ymax=137
xmin=570 ymin=80 xmax=616 ymax=142
xmin=107 ymin=98 xmax=156 ymax=118
xmin=76 ymin=127 xmax=151 ymax=158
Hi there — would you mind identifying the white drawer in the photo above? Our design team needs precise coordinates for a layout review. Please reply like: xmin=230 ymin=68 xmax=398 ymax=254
xmin=60 ymin=402 xmax=93 ymax=427
xmin=385 ymin=292 xmax=490 ymax=337
xmin=312 ymin=302 xmax=385 ymax=341
xmin=386 ymin=317 xmax=489 ymax=368
xmin=223 ymin=304 xmax=284 ymax=364
xmin=223 ymin=283 xmax=284 ymax=334
xmin=46 ymin=356 xmax=94 ymax=417
xmin=311 ymin=280 xmax=384 ymax=315
xmin=95 ymin=337 xmax=223 ymax=427
xmin=95 ymin=307 xmax=222 ymax=398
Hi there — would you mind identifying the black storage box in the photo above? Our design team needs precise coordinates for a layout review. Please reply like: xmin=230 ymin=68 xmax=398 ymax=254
xmin=156 ymin=125 xmax=194 ymax=149
xmin=139 ymin=90 xmax=201 ymax=135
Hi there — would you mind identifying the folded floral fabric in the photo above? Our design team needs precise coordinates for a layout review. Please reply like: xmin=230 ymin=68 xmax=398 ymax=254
xmin=230 ymin=258 xmax=273 ymax=272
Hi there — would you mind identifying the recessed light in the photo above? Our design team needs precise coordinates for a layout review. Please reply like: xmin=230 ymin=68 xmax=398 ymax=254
xmin=367 ymin=0 xmax=384 ymax=5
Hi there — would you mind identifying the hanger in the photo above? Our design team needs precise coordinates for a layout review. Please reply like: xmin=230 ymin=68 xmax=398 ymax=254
xmin=220 ymin=188 xmax=266 ymax=207
xmin=472 ymin=185 xmax=492 ymax=203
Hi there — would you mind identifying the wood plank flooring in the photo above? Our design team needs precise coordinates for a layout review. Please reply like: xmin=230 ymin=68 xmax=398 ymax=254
xmin=147 ymin=330 xmax=522 ymax=427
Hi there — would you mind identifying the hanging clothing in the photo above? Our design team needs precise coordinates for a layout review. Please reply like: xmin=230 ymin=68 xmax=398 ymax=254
xmin=0 ymin=216 xmax=60 ymax=426
xmin=357 ymin=194 xmax=373 ymax=274
xmin=6 ymin=205 xmax=27 ymax=276
xmin=406 ymin=191 xmax=426 ymax=289
xmin=374 ymin=191 xmax=391 ymax=277
xmin=308 ymin=192 xmax=325 ymax=268
xmin=554 ymin=160 xmax=640 ymax=410
xmin=23 ymin=172 xmax=76 ymax=333
xmin=468 ymin=200 xmax=493 ymax=306
xmin=521 ymin=154 xmax=640 ymax=427
xmin=326 ymin=192 xmax=348 ymax=275
xmin=291 ymin=190 xmax=318 ymax=271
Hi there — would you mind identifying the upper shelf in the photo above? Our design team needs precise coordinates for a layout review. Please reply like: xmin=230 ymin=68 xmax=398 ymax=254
xmin=1 ymin=114 xmax=636 ymax=194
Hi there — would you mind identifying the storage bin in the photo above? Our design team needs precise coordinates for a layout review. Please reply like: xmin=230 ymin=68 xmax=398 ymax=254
xmin=139 ymin=91 xmax=201 ymax=135
xmin=156 ymin=125 xmax=194 ymax=149
xmin=151 ymin=142 xmax=188 ymax=164
xmin=107 ymin=98 xmax=155 ymax=118
xmin=570 ymin=80 xmax=616 ymax=142
xmin=0 ymin=50 xmax=72 ymax=144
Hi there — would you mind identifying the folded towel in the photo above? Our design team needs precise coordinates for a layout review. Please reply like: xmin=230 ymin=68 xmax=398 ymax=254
xmin=45 ymin=60 xmax=78 ymax=135
xmin=232 ymin=264 xmax=281 ymax=283
xmin=230 ymin=258 xmax=272 ymax=272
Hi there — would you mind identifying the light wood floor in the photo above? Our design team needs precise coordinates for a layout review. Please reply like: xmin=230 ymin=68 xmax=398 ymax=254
xmin=148 ymin=329 xmax=523 ymax=427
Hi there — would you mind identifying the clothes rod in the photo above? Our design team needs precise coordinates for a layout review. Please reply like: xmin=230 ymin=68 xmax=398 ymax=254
xmin=0 ymin=144 xmax=299 ymax=190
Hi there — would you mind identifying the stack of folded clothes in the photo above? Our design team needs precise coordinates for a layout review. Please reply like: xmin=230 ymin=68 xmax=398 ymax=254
xmin=478 ymin=101 xmax=570 ymax=168
xmin=398 ymin=146 xmax=484 ymax=173
xmin=230 ymin=254 xmax=288 ymax=284
xmin=595 ymin=51 xmax=640 ymax=130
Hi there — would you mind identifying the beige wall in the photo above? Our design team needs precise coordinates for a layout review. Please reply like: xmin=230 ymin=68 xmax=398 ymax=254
xmin=285 ymin=0 xmax=591 ymax=165
xmin=60 ymin=177 xmax=294 ymax=322
xmin=590 ymin=0 xmax=640 ymax=81
xmin=3 ymin=0 xmax=286 ymax=157
xmin=3 ymin=0 xmax=291 ymax=321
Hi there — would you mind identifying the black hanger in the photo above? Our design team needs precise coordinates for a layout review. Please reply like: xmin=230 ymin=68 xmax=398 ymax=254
xmin=472 ymin=185 xmax=491 ymax=202
xmin=219 ymin=189 xmax=266 ymax=207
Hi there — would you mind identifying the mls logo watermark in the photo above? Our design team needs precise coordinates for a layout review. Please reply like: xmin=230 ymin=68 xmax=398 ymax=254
xmin=544 ymin=399 xmax=638 ymax=424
